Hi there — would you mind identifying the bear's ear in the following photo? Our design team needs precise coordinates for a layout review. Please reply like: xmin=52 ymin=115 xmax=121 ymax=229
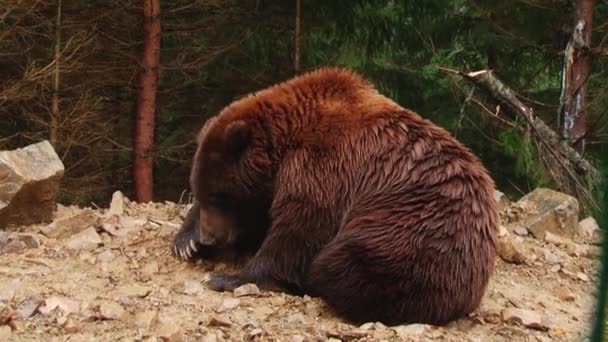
xmin=223 ymin=120 xmax=251 ymax=154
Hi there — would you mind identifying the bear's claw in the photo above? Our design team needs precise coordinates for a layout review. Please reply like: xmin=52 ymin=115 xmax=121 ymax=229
xmin=171 ymin=218 xmax=204 ymax=261
xmin=171 ymin=201 xmax=205 ymax=261
xmin=190 ymin=240 xmax=198 ymax=252
xmin=171 ymin=237 xmax=200 ymax=260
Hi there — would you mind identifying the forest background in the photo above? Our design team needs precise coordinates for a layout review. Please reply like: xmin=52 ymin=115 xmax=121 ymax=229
xmin=1 ymin=0 xmax=607 ymax=338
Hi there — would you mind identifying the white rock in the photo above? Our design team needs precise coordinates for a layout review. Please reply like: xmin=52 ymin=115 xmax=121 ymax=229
xmin=100 ymin=223 xmax=127 ymax=238
xmin=359 ymin=322 xmax=375 ymax=330
xmin=134 ymin=310 xmax=158 ymax=329
xmin=579 ymin=217 xmax=601 ymax=244
xmin=233 ymin=283 xmax=261 ymax=297
xmin=99 ymin=301 xmax=125 ymax=320
xmin=543 ymin=250 xmax=559 ymax=265
xmin=38 ymin=296 xmax=80 ymax=315
xmin=219 ymin=298 xmax=240 ymax=311
xmin=288 ymin=335 xmax=306 ymax=342
xmin=208 ymin=315 xmax=232 ymax=327
xmin=120 ymin=217 xmax=147 ymax=230
xmin=41 ymin=209 xmax=100 ymax=238
xmin=576 ymin=272 xmax=590 ymax=282
xmin=497 ymin=225 xmax=526 ymax=264
xmin=108 ymin=191 xmax=126 ymax=216
xmin=512 ymin=224 xmax=529 ymax=236
xmin=115 ymin=284 xmax=151 ymax=298
xmin=392 ymin=324 xmax=432 ymax=339
xmin=65 ymin=227 xmax=102 ymax=251
xmin=183 ymin=280 xmax=204 ymax=296
xmin=16 ymin=299 xmax=39 ymax=319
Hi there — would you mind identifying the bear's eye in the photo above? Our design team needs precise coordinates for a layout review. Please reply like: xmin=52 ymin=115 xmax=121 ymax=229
xmin=207 ymin=193 xmax=230 ymax=208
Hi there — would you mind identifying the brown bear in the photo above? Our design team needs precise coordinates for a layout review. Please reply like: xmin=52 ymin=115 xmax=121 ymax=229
xmin=175 ymin=67 xmax=499 ymax=326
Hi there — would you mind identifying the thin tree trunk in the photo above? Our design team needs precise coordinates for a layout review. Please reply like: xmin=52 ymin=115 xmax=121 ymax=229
xmin=557 ymin=0 xmax=594 ymax=153
xmin=486 ymin=12 xmax=497 ymax=70
xmin=293 ymin=0 xmax=301 ymax=74
xmin=50 ymin=0 xmax=62 ymax=147
xmin=134 ymin=0 xmax=161 ymax=203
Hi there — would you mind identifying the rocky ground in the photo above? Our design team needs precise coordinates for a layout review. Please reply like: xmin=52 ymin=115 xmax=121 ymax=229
xmin=0 ymin=190 xmax=602 ymax=342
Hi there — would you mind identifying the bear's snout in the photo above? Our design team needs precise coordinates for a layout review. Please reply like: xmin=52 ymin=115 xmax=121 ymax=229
xmin=198 ymin=231 xmax=218 ymax=246
xmin=198 ymin=208 xmax=232 ymax=246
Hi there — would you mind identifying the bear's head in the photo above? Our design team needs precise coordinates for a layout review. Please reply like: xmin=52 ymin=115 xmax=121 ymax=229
xmin=189 ymin=115 xmax=272 ymax=248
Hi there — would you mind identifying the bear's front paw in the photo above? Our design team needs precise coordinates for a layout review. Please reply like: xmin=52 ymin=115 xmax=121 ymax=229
xmin=203 ymin=272 xmax=244 ymax=292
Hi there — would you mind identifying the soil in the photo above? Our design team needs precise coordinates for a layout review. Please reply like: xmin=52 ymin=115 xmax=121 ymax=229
xmin=0 ymin=200 xmax=600 ymax=342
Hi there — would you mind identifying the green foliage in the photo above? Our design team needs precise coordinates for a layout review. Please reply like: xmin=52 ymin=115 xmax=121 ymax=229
xmin=498 ymin=129 xmax=549 ymax=187
xmin=2 ymin=0 xmax=607 ymax=212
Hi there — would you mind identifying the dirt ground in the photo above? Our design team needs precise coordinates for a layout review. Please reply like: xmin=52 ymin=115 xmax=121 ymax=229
xmin=0 ymin=199 xmax=601 ymax=342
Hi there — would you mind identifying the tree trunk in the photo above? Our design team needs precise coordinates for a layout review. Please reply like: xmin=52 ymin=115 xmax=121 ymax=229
xmin=557 ymin=0 xmax=594 ymax=153
xmin=486 ymin=12 xmax=497 ymax=70
xmin=50 ymin=0 xmax=62 ymax=147
xmin=133 ymin=0 xmax=161 ymax=203
xmin=293 ymin=0 xmax=301 ymax=74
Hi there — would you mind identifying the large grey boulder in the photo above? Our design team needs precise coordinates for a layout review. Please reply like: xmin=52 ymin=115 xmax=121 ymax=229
xmin=515 ymin=188 xmax=579 ymax=240
xmin=0 ymin=141 xmax=64 ymax=228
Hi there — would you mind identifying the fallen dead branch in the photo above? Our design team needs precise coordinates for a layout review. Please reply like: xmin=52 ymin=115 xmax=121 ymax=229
xmin=438 ymin=66 xmax=599 ymax=211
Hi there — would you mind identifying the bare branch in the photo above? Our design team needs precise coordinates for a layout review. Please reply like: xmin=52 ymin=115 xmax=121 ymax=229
xmin=438 ymin=66 xmax=599 ymax=211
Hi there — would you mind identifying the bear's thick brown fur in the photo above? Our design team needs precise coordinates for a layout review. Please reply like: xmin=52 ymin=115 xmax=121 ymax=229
xmin=187 ymin=67 xmax=499 ymax=325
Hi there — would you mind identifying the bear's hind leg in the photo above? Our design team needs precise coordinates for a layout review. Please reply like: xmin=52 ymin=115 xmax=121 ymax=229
xmin=304 ymin=235 xmax=405 ymax=325
xmin=305 ymin=232 xmax=463 ymax=326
